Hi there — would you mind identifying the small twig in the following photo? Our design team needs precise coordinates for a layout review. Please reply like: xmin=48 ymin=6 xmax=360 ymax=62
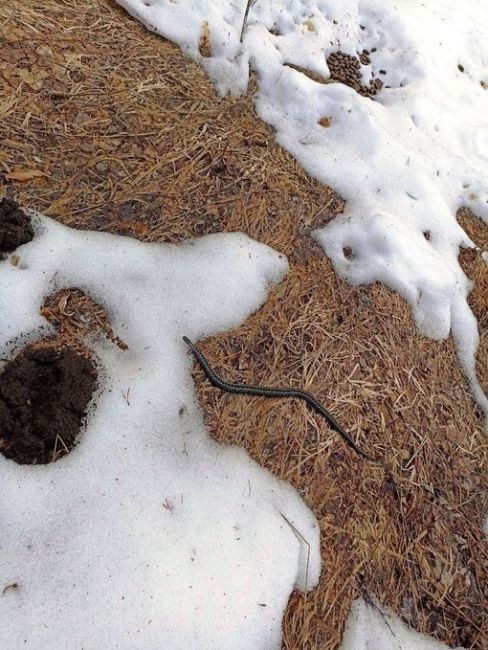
xmin=162 ymin=498 xmax=174 ymax=512
xmin=2 ymin=582 xmax=19 ymax=595
xmin=52 ymin=434 xmax=69 ymax=462
xmin=122 ymin=386 xmax=131 ymax=406
xmin=377 ymin=607 xmax=399 ymax=644
xmin=240 ymin=0 xmax=258 ymax=42
xmin=280 ymin=512 xmax=311 ymax=593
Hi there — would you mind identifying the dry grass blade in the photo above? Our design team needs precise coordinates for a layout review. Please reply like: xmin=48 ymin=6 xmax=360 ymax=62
xmin=280 ymin=512 xmax=312 ymax=593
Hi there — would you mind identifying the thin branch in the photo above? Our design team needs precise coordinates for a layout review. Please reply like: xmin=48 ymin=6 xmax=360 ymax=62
xmin=240 ymin=0 xmax=258 ymax=42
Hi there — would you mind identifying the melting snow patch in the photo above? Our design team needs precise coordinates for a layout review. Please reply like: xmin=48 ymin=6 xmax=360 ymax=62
xmin=0 ymin=214 xmax=320 ymax=649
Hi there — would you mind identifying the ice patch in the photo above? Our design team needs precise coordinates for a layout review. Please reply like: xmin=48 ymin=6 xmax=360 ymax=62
xmin=0 ymin=215 xmax=320 ymax=649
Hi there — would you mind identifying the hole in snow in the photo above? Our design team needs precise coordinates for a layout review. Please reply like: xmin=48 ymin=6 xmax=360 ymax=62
xmin=0 ymin=342 xmax=97 ymax=465
xmin=423 ymin=230 xmax=431 ymax=241
xmin=41 ymin=287 xmax=128 ymax=351
xmin=269 ymin=26 xmax=282 ymax=37
xmin=343 ymin=246 xmax=355 ymax=260
xmin=0 ymin=285 xmax=132 ymax=465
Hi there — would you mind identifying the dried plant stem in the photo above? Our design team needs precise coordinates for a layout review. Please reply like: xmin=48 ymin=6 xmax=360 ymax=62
xmin=240 ymin=0 xmax=258 ymax=42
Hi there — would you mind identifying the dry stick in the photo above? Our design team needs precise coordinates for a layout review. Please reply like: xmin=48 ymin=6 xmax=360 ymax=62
xmin=240 ymin=0 xmax=258 ymax=42
xmin=52 ymin=434 xmax=69 ymax=462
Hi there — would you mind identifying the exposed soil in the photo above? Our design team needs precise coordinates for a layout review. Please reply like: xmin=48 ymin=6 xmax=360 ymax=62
xmin=0 ymin=344 xmax=97 ymax=464
xmin=0 ymin=198 xmax=34 ymax=254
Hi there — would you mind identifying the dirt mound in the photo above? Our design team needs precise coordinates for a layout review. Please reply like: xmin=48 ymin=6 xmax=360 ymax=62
xmin=0 ymin=344 xmax=97 ymax=464
xmin=0 ymin=198 xmax=34 ymax=254
xmin=327 ymin=50 xmax=384 ymax=97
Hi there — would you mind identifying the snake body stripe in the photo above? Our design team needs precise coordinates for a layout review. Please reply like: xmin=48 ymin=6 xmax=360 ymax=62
xmin=183 ymin=336 xmax=376 ymax=462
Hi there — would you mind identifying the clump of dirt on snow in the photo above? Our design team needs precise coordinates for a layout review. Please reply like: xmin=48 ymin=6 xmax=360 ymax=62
xmin=0 ymin=343 xmax=97 ymax=464
xmin=326 ymin=50 xmax=384 ymax=97
xmin=0 ymin=197 xmax=34 ymax=254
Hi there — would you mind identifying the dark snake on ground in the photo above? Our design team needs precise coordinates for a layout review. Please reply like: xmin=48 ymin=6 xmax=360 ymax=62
xmin=183 ymin=336 xmax=377 ymax=463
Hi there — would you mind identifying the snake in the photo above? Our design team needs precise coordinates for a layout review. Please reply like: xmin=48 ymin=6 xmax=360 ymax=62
xmin=183 ymin=336 xmax=377 ymax=463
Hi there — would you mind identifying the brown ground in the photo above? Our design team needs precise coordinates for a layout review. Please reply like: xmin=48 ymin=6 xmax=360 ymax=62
xmin=458 ymin=209 xmax=488 ymax=400
xmin=0 ymin=196 xmax=33 ymax=253
xmin=0 ymin=342 xmax=96 ymax=464
xmin=0 ymin=1 xmax=487 ymax=648
xmin=41 ymin=286 xmax=128 ymax=353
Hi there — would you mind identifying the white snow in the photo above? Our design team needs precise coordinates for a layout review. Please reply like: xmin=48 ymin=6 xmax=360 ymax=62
xmin=339 ymin=598 xmax=465 ymax=650
xmin=0 ymin=214 xmax=320 ymax=649
xmin=115 ymin=0 xmax=488 ymax=422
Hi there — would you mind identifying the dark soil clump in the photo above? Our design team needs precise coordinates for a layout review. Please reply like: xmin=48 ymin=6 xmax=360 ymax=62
xmin=327 ymin=50 xmax=384 ymax=97
xmin=0 ymin=345 xmax=97 ymax=464
xmin=0 ymin=198 xmax=34 ymax=254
